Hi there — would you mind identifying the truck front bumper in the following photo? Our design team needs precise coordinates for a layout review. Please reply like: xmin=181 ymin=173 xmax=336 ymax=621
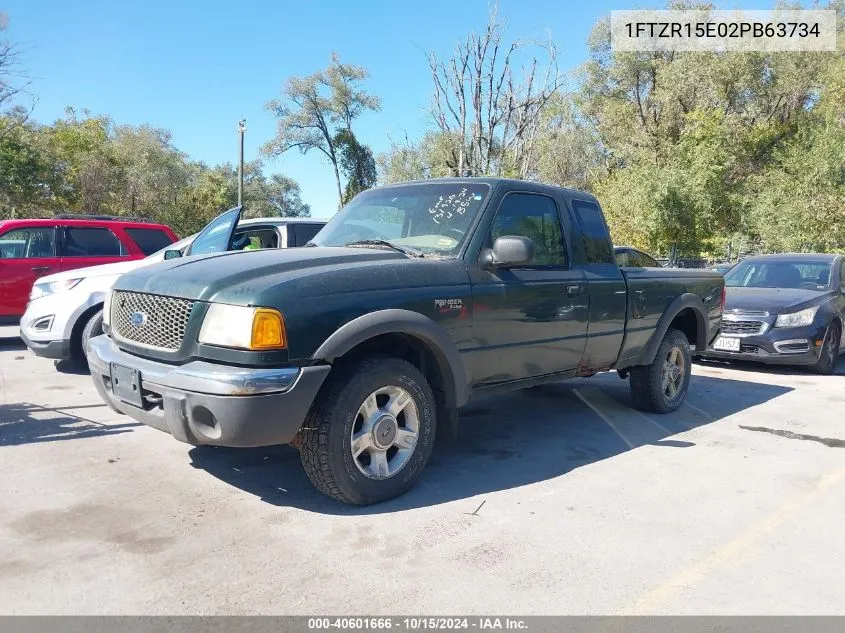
xmin=87 ymin=335 xmax=330 ymax=447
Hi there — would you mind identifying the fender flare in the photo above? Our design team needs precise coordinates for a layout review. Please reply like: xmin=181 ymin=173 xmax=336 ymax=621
xmin=313 ymin=309 xmax=469 ymax=407
xmin=642 ymin=293 xmax=709 ymax=365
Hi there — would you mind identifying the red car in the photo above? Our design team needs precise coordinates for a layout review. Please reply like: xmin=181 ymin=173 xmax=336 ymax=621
xmin=0 ymin=215 xmax=178 ymax=324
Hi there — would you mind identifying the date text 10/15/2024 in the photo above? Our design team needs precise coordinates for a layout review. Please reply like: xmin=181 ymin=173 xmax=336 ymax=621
xmin=308 ymin=618 xmax=528 ymax=631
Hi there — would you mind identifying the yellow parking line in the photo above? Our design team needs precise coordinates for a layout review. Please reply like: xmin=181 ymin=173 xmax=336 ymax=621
xmin=573 ymin=387 xmax=636 ymax=449
xmin=683 ymin=399 xmax=715 ymax=420
xmin=620 ymin=464 xmax=845 ymax=615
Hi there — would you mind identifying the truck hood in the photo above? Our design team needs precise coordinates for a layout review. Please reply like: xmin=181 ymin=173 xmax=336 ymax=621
xmin=724 ymin=287 xmax=833 ymax=314
xmin=114 ymin=247 xmax=407 ymax=304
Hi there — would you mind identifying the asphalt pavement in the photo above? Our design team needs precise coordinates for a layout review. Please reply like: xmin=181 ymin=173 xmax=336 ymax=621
xmin=1 ymin=326 xmax=843 ymax=614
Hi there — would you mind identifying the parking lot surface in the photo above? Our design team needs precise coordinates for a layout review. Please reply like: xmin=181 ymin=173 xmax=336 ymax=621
xmin=1 ymin=326 xmax=844 ymax=615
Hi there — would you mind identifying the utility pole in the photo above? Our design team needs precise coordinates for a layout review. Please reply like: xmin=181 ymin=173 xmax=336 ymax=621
xmin=237 ymin=119 xmax=246 ymax=207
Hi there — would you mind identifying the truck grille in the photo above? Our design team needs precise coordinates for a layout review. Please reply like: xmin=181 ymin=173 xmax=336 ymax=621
xmin=721 ymin=320 xmax=766 ymax=336
xmin=111 ymin=291 xmax=194 ymax=351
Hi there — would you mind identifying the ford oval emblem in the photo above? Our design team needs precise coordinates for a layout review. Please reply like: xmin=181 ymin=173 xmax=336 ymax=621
xmin=129 ymin=311 xmax=148 ymax=327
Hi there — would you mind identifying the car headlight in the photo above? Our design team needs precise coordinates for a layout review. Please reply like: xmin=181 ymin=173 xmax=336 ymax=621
xmin=102 ymin=290 xmax=113 ymax=327
xmin=774 ymin=306 xmax=819 ymax=328
xmin=30 ymin=278 xmax=83 ymax=301
xmin=198 ymin=304 xmax=286 ymax=350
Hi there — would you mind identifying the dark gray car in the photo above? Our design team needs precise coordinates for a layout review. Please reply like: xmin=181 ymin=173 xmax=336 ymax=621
xmin=702 ymin=253 xmax=845 ymax=373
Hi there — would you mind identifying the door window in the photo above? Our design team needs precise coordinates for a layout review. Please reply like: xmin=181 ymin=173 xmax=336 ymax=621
xmin=125 ymin=228 xmax=174 ymax=255
xmin=290 ymin=223 xmax=324 ymax=247
xmin=571 ymin=200 xmax=614 ymax=264
xmin=0 ymin=228 xmax=56 ymax=259
xmin=63 ymin=227 xmax=124 ymax=257
xmin=488 ymin=194 xmax=566 ymax=267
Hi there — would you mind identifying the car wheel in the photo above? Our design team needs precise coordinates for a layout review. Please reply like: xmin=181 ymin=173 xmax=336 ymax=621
xmin=299 ymin=356 xmax=437 ymax=505
xmin=814 ymin=322 xmax=841 ymax=375
xmin=80 ymin=309 xmax=104 ymax=360
xmin=629 ymin=328 xmax=692 ymax=413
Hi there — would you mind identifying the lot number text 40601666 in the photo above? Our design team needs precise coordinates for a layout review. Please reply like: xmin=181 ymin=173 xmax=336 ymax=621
xmin=307 ymin=618 xmax=528 ymax=631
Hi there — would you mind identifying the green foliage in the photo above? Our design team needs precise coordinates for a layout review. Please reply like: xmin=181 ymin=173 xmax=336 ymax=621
xmin=334 ymin=128 xmax=376 ymax=204
xmin=263 ymin=53 xmax=380 ymax=208
xmin=0 ymin=111 xmax=310 ymax=235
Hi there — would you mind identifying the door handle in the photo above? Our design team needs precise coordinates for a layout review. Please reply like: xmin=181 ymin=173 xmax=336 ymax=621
xmin=566 ymin=284 xmax=582 ymax=297
xmin=31 ymin=266 xmax=51 ymax=273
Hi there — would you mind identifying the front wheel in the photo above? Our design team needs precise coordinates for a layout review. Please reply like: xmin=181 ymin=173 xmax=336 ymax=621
xmin=299 ymin=356 xmax=437 ymax=505
xmin=814 ymin=322 xmax=841 ymax=375
xmin=629 ymin=328 xmax=692 ymax=413
xmin=79 ymin=309 xmax=104 ymax=360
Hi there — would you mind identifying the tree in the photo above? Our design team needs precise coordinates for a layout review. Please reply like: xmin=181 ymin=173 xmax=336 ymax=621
xmin=111 ymin=124 xmax=190 ymax=218
xmin=377 ymin=131 xmax=465 ymax=184
xmin=0 ymin=13 xmax=34 ymax=139
xmin=334 ymin=128 xmax=376 ymax=204
xmin=263 ymin=53 xmax=380 ymax=208
xmin=426 ymin=3 xmax=564 ymax=178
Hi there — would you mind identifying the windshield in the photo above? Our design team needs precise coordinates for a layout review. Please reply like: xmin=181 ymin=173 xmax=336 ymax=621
xmin=311 ymin=182 xmax=491 ymax=256
xmin=186 ymin=207 xmax=241 ymax=257
xmin=725 ymin=260 xmax=833 ymax=290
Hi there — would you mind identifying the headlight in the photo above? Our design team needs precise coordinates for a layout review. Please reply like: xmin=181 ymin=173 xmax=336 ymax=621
xmin=198 ymin=304 xmax=286 ymax=350
xmin=30 ymin=278 xmax=83 ymax=301
xmin=102 ymin=290 xmax=113 ymax=327
xmin=775 ymin=306 xmax=819 ymax=328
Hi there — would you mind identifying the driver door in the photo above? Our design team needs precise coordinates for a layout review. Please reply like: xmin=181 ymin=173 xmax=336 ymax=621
xmin=467 ymin=192 xmax=589 ymax=385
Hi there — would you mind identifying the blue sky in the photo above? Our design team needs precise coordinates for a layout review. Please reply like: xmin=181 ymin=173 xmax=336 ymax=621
xmin=4 ymin=0 xmax=772 ymax=215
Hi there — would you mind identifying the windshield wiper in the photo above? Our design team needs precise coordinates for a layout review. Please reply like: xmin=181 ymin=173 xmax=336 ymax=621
xmin=344 ymin=239 xmax=424 ymax=258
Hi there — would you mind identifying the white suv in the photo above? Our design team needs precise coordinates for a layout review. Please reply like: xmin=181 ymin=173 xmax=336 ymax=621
xmin=21 ymin=216 xmax=327 ymax=362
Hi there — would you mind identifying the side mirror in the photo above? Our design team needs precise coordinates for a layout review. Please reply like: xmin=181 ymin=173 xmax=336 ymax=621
xmin=482 ymin=235 xmax=535 ymax=269
xmin=164 ymin=249 xmax=182 ymax=260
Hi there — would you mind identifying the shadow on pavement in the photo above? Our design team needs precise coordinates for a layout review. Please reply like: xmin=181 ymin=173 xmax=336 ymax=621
xmin=188 ymin=373 xmax=793 ymax=515
xmin=54 ymin=359 xmax=91 ymax=375
xmin=0 ymin=402 xmax=142 ymax=446
xmin=0 ymin=336 xmax=27 ymax=352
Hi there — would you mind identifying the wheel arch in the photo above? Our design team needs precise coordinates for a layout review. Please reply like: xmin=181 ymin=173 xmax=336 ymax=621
xmin=313 ymin=309 xmax=469 ymax=409
xmin=641 ymin=294 xmax=709 ymax=365
xmin=70 ymin=302 xmax=104 ymax=357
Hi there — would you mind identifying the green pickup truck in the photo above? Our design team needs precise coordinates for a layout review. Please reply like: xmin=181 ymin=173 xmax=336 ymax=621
xmin=88 ymin=178 xmax=724 ymax=505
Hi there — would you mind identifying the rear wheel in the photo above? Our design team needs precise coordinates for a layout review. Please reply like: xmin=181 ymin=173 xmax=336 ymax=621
xmin=629 ymin=328 xmax=691 ymax=413
xmin=814 ymin=322 xmax=841 ymax=375
xmin=299 ymin=356 xmax=437 ymax=505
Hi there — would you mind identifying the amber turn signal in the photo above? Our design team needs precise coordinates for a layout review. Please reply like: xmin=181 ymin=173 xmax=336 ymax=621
xmin=250 ymin=309 xmax=286 ymax=350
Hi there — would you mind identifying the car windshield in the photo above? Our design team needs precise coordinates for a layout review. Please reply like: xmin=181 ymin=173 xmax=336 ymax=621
xmin=725 ymin=260 xmax=833 ymax=290
xmin=310 ymin=182 xmax=491 ymax=257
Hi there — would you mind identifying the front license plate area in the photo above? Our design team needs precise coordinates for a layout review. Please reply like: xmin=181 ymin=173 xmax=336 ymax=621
xmin=713 ymin=336 xmax=741 ymax=352
xmin=111 ymin=363 xmax=143 ymax=407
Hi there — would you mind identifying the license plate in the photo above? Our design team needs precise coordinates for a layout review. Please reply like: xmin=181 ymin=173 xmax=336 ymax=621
xmin=713 ymin=336 xmax=741 ymax=352
xmin=110 ymin=363 xmax=143 ymax=407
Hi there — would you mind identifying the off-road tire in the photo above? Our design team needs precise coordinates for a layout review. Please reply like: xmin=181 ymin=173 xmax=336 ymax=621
xmin=814 ymin=322 xmax=841 ymax=375
xmin=80 ymin=309 xmax=104 ymax=360
xmin=629 ymin=328 xmax=691 ymax=414
xmin=299 ymin=356 xmax=437 ymax=505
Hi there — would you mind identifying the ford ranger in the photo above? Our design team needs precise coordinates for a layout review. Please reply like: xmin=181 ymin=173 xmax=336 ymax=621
xmin=87 ymin=178 xmax=724 ymax=505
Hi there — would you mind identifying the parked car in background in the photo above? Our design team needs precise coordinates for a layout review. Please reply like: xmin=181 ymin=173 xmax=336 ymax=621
xmin=614 ymin=246 xmax=661 ymax=268
xmin=20 ymin=216 xmax=327 ymax=362
xmin=86 ymin=179 xmax=723 ymax=505
xmin=0 ymin=215 xmax=178 ymax=324
xmin=711 ymin=262 xmax=735 ymax=275
xmin=702 ymin=253 xmax=845 ymax=374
